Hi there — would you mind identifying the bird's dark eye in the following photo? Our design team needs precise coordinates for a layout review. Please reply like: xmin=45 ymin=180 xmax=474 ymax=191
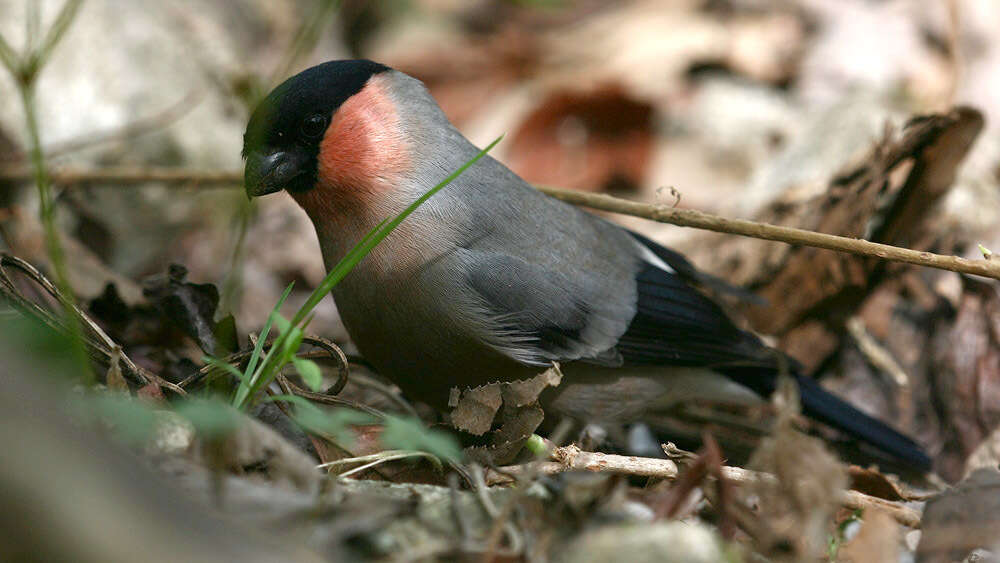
xmin=301 ymin=114 xmax=327 ymax=138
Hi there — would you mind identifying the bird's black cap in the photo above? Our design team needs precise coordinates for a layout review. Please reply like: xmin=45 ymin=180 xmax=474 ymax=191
xmin=243 ymin=59 xmax=390 ymax=196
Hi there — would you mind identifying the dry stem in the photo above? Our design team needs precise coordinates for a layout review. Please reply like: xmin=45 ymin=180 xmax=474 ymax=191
xmin=2 ymin=166 xmax=997 ymax=280
xmin=0 ymin=253 xmax=184 ymax=395
xmin=0 ymin=166 xmax=243 ymax=186
xmin=537 ymin=186 xmax=1000 ymax=280
xmin=487 ymin=445 xmax=922 ymax=528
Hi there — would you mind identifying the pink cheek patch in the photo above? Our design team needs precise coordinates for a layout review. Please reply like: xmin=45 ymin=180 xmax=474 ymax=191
xmin=313 ymin=75 xmax=410 ymax=206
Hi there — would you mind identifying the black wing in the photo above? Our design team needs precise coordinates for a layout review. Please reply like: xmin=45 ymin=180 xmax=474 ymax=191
xmin=628 ymin=231 xmax=765 ymax=305
xmin=616 ymin=261 xmax=782 ymax=372
xmin=461 ymin=236 xmax=780 ymax=373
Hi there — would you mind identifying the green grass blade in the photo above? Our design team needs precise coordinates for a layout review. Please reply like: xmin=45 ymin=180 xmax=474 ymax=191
xmin=261 ymin=393 xmax=316 ymax=410
xmin=235 ymin=320 xmax=302 ymax=409
xmin=245 ymin=283 xmax=293 ymax=378
xmin=292 ymin=357 xmax=322 ymax=391
xmin=234 ymin=330 xmax=285 ymax=409
xmin=291 ymin=135 xmax=503 ymax=326
xmin=202 ymin=355 xmax=250 ymax=385
xmin=234 ymin=135 xmax=502 ymax=411
xmin=233 ymin=282 xmax=293 ymax=407
xmin=290 ymin=217 xmax=391 ymax=326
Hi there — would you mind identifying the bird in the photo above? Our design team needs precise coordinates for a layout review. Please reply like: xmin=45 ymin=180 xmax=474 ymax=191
xmin=242 ymin=59 xmax=931 ymax=470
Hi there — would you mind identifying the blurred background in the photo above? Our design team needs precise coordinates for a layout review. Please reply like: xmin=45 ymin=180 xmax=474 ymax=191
xmin=2 ymin=0 xmax=1000 ymax=482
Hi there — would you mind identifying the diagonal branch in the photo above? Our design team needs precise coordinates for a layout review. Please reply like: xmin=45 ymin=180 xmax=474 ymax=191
xmin=535 ymin=185 xmax=1000 ymax=280
xmin=486 ymin=445 xmax=922 ymax=528
xmin=1 ymin=165 xmax=997 ymax=280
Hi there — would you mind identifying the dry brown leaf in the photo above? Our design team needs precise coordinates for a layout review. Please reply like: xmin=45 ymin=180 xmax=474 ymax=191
xmin=918 ymin=469 xmax=1000 ymax=561
xmin=686 ymin=107 xmax=983 ymax=378
xmin=503 ymin=366 xmax=563 ymax=407
xmin=746 ymin=377 xmax=848 ymax=557
xmin=105 ymin=347 xmax=128 ymax=392
xmin=965 ymin=425 xmax=1000 ymax=478
xmin=449 ymin=384 xmax=503 ymax=436
xmin=847 ymin=465 xmax=920 ymax=502
xmin=453 ymin=365 xmax=563 ymax=465
xmin=932 ymin=280 xmax=1000 ymax=481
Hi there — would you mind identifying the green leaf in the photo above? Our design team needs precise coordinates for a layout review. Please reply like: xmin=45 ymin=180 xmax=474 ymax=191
xmin=238 ymin=332 xmax=286 ymax=405
xmin=85 ymin=394 xmax=158 ymax=445
xmin=273 ymin=313 xmax=291 ymax=335
xmin=245 ymin=282 xmax=293 ymax=376
xmin=175 ymin=397 xmax=241 ymax=438
xmin=212 ymin=314 xmax=239 ymax=355
xmin=524 ymin=434 xmax=548 ymax=456
xmin=202 ymin=355 xmax=249 ymax=384
xmin=296 ymin=407 xmax=376 ymax=444
xmin=233 ymin=282 xmax=293 ymax=408
xmin=263 ymin=394 xmax=375 ymax=445
xmin=261 ymin=393 xmax=316 ymax=410
xmin=1 ymin=316 xmax=80 ymax=377
xmin=292 ymin=357 xmax=323 ymax=391
xmin=281 ymin=325 xmax=304 ymax=361
xmin=381 ymin=416 xmax=462 ymax=463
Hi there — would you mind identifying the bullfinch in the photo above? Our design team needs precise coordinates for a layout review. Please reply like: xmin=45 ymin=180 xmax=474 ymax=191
xmin=242 ymin=60 xmax=931 ymax=470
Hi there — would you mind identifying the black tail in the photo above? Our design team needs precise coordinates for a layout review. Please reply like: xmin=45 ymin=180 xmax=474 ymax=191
xmin=794 ymin=374 xmax=931 ymax=471
xmin=723 ymin=368 xmax=931 ymax=471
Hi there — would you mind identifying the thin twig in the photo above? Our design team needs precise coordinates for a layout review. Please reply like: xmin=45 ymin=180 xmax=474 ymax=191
xmin=4 ymin=165 xmax=998 ymax=280
xmin=487 ymin=445 xmax=679 ymax=483
xmin=264 ymin=385 xmax=297 ymax=424
xmin=536 ymin=186 xmax=1000 ymax=280
xmin=846 ymin=317 xmax=910 ymax=387
xmin=317 ymin=449 xmax=427 ymax=470
xmin=488 ymin=445 xmax=921 ymax=528
xmin=718 ymin=465 xmax=922 ymax=529
xmin=839 ymin=490 xmax=921 ymax=528
xmin=348 ymin=372 xmax=421 ymax=418
xmin=210 ymin=347 xmax=416 ymax=414
xmin=308 ymin=334 xmax=350 ymax=395
xmin=480 ymin=419 xmax=573 ymax=563
xmin=276 ymin=373 xmax=386 ymax=418
xmin=326 ymin=451 xmax=441 ymax=478
xmin=2 ymin=0 xmax=92 ymax=381
xmin=0 ymin=253 xmax=184 ymax=395
xmin=179 ymin=334 xmax=350 ymax=395
xmin=0 ymin=166 xmax=242 ymax=186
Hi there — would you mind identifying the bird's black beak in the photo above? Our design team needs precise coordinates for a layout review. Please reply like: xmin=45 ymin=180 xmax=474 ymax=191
xmin=244 ymin=150 xmax=306 ymax=198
